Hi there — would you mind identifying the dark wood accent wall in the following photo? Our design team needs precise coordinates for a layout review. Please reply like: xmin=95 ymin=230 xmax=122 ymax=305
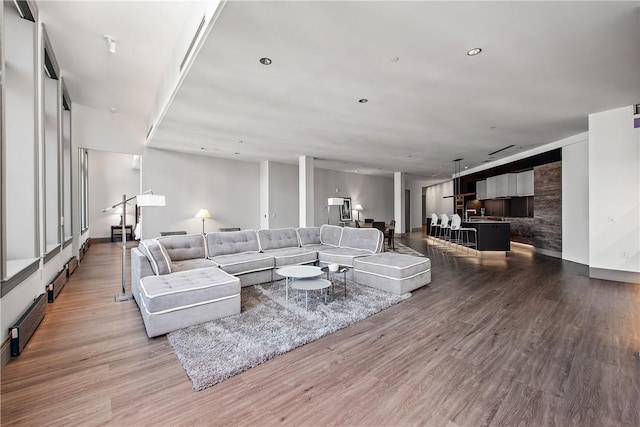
xmin=533 ymin=161 xmax=562 ymax=253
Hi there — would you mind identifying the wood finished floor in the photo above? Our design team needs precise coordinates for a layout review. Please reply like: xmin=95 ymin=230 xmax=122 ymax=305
xmin=1 ymin=234 xmax=639 ymax=426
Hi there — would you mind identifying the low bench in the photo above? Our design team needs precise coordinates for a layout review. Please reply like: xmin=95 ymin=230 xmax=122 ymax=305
xmin=138 ymin=267 xmax=241 ymax=337
xmin=354 ymin=252 xmax=431 ymax=295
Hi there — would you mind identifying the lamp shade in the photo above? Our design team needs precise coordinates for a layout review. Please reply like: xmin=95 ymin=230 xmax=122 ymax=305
xmin=137 ymin=194 xmax=165 ymax=207
xmin=354 ymin=204 xmax=363 ymax=211
xmin=328 ymin=197 xmax=344 ymax=206
xmin=195 ymin=208 xmax=212 ymax=219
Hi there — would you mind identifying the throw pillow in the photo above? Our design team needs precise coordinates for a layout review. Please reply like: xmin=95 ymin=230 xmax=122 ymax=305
xmin=139 ymin=239 xmax=172 ymax=275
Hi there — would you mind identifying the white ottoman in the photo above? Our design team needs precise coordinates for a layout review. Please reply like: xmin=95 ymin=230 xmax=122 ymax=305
xmin=138 ymin=267 xmax=240 ymax=337
xmin=354 ymin=253 xmax=431 ymax=295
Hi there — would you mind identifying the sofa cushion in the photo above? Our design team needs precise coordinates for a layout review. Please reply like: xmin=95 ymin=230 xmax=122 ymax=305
xmin=210 ymin=252 xmax=274 ymax=275
xmin=138 ymin=239 xmax=172 ymax=275
xmin=171 ymin=258 xmax=218 ymax=273
xmin=297 ymin=227 xmax=321 ymax=246
xmin=319 ymin=224 xmax=343 ymax=247
xmin=353 ymin=253 xmax=430 ymax=279
xmin=138 ymin=267 xmax=239 ymax=314
xmin=263 ymin=247 xmax=318 ymax=267
xmin=317 ymin=247 xmax=373 ymax=267
xmin=258 ymin=228 xmax=299 ymax=251
xmin=339 ymin=227 xmax=383 ymax=253
xmin=157 ymin=234 xmax=206 ymax=261
xmin=354 ymin=253 xmax=431 ymax=295
xmin=206 ymin=230 xmax=260 ymax=257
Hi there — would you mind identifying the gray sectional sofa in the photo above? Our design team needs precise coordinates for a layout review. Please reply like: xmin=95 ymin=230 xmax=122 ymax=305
xmin=131 ymin=224 xmax=430 ymax=337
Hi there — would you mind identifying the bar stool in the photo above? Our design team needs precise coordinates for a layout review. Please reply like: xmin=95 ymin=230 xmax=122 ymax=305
xmin=458 ymin=223 xmax=478 ymax=256
xmin=429 ymin=213 xmax=440 ymax=237
xmin=449 ymin=214 xmax=463 ymax=249
xmin=439 ymin=214 xmax=451 ymax=243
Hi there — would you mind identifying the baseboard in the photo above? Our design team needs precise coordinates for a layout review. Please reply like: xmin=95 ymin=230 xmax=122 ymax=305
xmin=534 ymin=247 xmax=562 ymax=259
xmin=589 ymin=267 xmax=640 ymax=284
xmin=92 ymin=237 xmax=112 ymax=243
xmin=1 ymin=337 xmax=11 ymax=368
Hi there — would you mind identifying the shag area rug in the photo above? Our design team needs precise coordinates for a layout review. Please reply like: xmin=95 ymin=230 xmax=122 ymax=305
xmin=168 ymin=278 xmax=411 ymax=391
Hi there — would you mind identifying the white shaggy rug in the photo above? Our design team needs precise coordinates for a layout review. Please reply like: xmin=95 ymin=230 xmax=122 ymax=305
xmin=167 ymin=279 xmax=410 ymax=391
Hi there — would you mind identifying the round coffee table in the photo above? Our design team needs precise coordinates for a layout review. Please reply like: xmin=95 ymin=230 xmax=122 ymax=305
xmin=290 ymin=278 xmax=331 ymax=309
xmin=320 ymin=265 xmax=352 ymax=298
xmin=276 ymin=265 xmax=323 ymax=300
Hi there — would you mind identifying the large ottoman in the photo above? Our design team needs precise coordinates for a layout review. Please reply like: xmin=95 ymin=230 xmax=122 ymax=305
xmin=354 ymin=253 xmax=431 ymax=295
xmin=138 ymin=267 xmax=241 ymax=337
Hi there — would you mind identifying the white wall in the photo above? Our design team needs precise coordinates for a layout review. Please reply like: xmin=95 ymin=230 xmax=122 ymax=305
xmin=313 ymin=169 xmax=393 ymax=226
xmin=562 ymin=138 xmax=589 ymax=265
xmin=73 ymin=104 xmax=146 ymax=155
xmin=425 ymin=180 xmax=454 ymax=217
xmin=406 ymin=177 xmax=443 ymax=230
xmin=268 ymin=162 xmax=299 ymax=229
xmin=140 ymin=148 xmax=260 ymax=238
xmin=588 ymin=106 xmax=640 ymax=276
xmin=88 ymin=150 xmax=140 ymax=238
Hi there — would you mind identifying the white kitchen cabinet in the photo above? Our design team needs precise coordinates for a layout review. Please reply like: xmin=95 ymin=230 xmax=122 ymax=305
xmin=487 ymin=173 xmax=517 ymax=198
xmin=476 ymin=180 xmax=487 ymax=200
xmin=517 ymin=170 xmax=534 ymax=196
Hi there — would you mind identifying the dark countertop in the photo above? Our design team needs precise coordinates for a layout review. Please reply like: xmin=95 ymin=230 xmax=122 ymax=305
xmin=464 ymin=219 xmax=511 ymax=224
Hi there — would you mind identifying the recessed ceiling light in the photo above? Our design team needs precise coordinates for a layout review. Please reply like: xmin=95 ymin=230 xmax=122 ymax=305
xmin=467 ymin=47 xmax=482 ymax=56
xmin=354 ymin=170 xmax=359 ymax=173
xmin=200 ymin=147 xmax=206 ymax=150
xmin=234 ymin=152 xmax=240 ymax=155
xmin=390 ymin=56 xmax=399 ymax=62
xmin=259 ymin=57 xmax=272 ymax=65
xmin=464 ymin=166 xmax=469 ymax=169
xmin=238 ymin=140 xmax=244 ymax=144
xmin=358 ymin=98 xmax=368 ymax=103
xmin=109 ymin=106 xmax=117 ymax=113
xmin=490 ymin=126 xmax=496 ymax=129
xmin=405 ymin=154 xmax=412 ymax=158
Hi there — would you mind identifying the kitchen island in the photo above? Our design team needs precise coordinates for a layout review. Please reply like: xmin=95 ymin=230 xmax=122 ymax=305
xmin=462 ymin=220 xmax=511 ymax=252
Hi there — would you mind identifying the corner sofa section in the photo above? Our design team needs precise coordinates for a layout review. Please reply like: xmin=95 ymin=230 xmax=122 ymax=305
xmin=130 ymin=225 xmax=386 ymax=337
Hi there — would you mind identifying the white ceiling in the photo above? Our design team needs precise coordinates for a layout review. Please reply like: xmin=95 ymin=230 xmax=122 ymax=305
xmin=36 ymin=1 xmax=640 ymax=179
xmin=37 ymin=0 xmax=194 ymax=118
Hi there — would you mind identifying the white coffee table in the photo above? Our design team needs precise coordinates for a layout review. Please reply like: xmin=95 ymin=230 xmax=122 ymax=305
xmin=276 ymin=265 xmax=323 ymax=300
xmin=291 ymin=278 xmax=331 ymax=309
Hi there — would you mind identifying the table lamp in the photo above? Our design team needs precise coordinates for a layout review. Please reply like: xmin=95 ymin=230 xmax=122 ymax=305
xmin=115 ymin=206 xmax=123 ymax=225
xmin=354 ymin=204 xmax=363 ymax=221
xmin=195 ymin=208 xmax=212 ymax=234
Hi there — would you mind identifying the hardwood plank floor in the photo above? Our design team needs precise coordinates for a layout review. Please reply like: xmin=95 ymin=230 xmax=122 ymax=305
xmin=1 ymin=233 xmax=639 ymax=426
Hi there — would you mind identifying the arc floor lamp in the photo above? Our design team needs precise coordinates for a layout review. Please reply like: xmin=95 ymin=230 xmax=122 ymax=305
xmin=103 ymin=190 xmax=165 ymax=302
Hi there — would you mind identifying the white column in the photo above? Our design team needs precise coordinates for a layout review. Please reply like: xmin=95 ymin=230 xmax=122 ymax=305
xmin=299 ymin=155 xmax=314 ymax=227
xmin=588 ymin=106 xmax=640 ymax=283
xmin=260 ymin=161 xmax=269 ymax=229
xmin=394 ymin=172 xmax=405 ymax=235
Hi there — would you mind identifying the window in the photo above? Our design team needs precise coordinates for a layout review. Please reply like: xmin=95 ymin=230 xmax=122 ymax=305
xmin=79 ymin=148 xmax=89 ymax=232
xmin=62 ymin=84 xmax=72 ymax=244
xmin=43 ymin=34 xmax=61 ymax=256
xmin=2 ymin=1 xmax=38 ymax=280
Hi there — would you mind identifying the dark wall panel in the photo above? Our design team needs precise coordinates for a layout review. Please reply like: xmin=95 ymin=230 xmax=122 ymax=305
xmin=533 ymin=161 xmax=562 ymax=252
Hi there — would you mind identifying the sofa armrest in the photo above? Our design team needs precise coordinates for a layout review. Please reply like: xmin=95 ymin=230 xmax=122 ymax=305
xmin=131 ymin=247 xmax=154 ymax=304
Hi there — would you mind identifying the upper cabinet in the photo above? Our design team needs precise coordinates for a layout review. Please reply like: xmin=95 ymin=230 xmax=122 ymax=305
xmin=517 ymin=170 xmax=534 ymax=196
xmin=476 ymin=180 xmax=487 ymax=200
xmin=477 ymin=171 xmax=534 ymax=200
xmin=487 ymin=173 xmax=517 ymax=198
